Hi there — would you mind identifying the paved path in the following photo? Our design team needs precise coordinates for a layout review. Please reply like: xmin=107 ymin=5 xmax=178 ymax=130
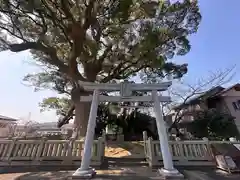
xmin=0 ymin=167 xmax=162 ymax=180
xmin=2 ymin=166 xmax=240 ymax=180
xmin=181 ymin=167 xmax=240 ymax=180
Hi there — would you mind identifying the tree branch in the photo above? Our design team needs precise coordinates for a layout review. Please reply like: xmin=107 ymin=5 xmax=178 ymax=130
xmin=9 ymin=42 xmax=87 ymax=81
xmin=9 ymin=42 xmax=38 ymax=52
xmin=60 ymin=0 xmax=75 ymax=22
xmin=83 ymin=0 xmax=96 ymax=30
xmin=101 ymin=59 xmax=147 ymax=82
xmin=167 ymin=65 xmax=236 ymax=132
xmin=57 ymin=104 xmax=75 ymax=128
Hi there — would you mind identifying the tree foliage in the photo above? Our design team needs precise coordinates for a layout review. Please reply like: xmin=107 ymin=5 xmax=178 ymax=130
xmin=39 ymin=97 xmax=71 ymax=116
xmin=0 ymin=1 xmax=201 ymax=133
xmin=97 ymin=107 xmax=157 ymax=139
xmin=187 ymin=109 xmax=239 ymax=140
xmin=94 ymin=103 xmax=157 ymax=137
xmin=0 ymin=0 xmax=201 ymax=84
xmin=122 ymin=111 xmax=158 ymax=140
xmin=95 ymin=103 xmax=118 ymax=135
xmin=23 ymin=70 xmax=71 ymax=94
xmin=39 ymin=96 xmax=156 ymax=135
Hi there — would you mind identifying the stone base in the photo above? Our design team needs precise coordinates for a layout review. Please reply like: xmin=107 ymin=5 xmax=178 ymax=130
xmin=158 ymin=168 xmax=184 ymax=180
xmin=72 ymin=167 xmax=96 ymax=179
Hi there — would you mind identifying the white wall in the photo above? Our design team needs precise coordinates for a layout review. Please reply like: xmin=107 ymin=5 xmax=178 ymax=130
xmin=222 ymin=87 xmax=240 ymax=132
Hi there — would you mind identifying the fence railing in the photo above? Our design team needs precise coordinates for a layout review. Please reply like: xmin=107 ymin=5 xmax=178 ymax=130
xmin=2 ymin=132 xmax=239 ymax=167
xmin=144 ymin=137 xmax=215 ymax=166
xmin=142 ymin=131 xmax=240 ymax=166
xmin=0 ymin=137 xmax=105 ymax=166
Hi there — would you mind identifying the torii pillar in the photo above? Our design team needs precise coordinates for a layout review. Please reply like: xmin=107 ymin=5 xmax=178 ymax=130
xmin=72 ymin=81 xmax=184 ymax=179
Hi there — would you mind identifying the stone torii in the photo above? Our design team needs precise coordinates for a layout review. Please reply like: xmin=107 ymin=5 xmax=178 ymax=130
xmin=72 ymin=81 xmax=183 ymax=179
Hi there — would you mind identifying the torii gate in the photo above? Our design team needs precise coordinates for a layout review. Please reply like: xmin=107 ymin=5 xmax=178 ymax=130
xmin=72 ymin=81 xmax=183 ymax=179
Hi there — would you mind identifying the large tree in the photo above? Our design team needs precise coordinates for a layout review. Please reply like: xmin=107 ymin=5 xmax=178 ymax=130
xmin=0 ymin=0 xmax=201 ymax=137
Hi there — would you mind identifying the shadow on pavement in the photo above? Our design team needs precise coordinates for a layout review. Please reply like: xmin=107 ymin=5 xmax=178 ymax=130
xmin=4 ymin=165 xmax=240 ymax=180
xmin=0 ymin=166 xmax=79 ymax=174
xmin=14 ymin=172 xmax=154 ymax=180
xmin=14 ymin=171 xmax=69 ymax=180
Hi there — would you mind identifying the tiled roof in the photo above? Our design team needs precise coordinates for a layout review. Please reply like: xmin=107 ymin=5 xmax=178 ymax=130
xmin=173 ymin=83 xmax=240 ymax=110
xmin=214 ymin=83 xmax=240 ymax=96
xmin=0 ymin=115 xmax=18 ymax=121
xmin=173 ymin=86 xmax=225 ymax=110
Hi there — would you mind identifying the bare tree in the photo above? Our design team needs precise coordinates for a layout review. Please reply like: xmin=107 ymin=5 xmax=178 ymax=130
xmin=0 ymin=122 xmax=17 ymax=138
xmin=6 ymin=123 xmax=17 ymax=137
xmin=15 ymin=120 xmax=40 ymax=137
xmin=165 ymin=65 xmax=236 ymax=133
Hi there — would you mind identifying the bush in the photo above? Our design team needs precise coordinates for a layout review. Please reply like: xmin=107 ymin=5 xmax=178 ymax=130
xmin=187 ymin=109 xmax=239 ymax=140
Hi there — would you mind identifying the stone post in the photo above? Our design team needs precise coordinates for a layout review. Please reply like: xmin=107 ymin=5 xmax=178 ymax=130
xmin=152 ymin=91 xmax=183 ymax=179
xmin=72 ymin=89 xmax=99 ymax=178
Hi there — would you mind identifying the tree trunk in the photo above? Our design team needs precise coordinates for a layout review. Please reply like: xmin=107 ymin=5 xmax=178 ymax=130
xmin=70 ymin=67 xmax=99 ymax=139
xmin=73 ymin=101 xmax=91 ymax=138
xmin=71 ymin=87 xmax=92 ymax=139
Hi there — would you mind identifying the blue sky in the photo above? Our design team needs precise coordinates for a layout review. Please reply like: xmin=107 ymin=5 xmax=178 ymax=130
xmin=0 ymin=0 xmax=239 ymax=122
xmin=174 ymin=0 xmax=240 ymax=83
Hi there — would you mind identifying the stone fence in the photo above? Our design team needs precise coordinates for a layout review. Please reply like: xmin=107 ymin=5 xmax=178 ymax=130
xmin=1 ymin=132 xmax=240 ymax=168
xmin=0 ymin=137 xmax=105 ymax=166
xmin=143 ymin=131 xmax=240 ymax=167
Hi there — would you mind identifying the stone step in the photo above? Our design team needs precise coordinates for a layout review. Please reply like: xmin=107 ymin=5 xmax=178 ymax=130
xmin=107 ymin=161 xmax=148 ymax=167
xmin=105 ymin=157 xmax=146 ymax=161
xmin=105 ymin=157 xmax=148 ymax=166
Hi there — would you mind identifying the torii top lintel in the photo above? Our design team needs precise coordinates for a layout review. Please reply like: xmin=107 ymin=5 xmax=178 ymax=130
xmin=78 ymin=81 xmax=172 ymax=92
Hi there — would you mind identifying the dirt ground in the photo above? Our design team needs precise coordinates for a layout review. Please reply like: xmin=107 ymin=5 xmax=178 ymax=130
xmin=76 ymin=141 xmax=144 ymax=157
xmin=75 ymin=141 xmax=145 ymax=157
xmin=104 ymin=142 xmax=145 ymax=158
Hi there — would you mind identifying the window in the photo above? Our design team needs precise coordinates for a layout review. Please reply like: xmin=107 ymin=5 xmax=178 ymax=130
xmin=232 ymin=102 xmax=240 ymax=110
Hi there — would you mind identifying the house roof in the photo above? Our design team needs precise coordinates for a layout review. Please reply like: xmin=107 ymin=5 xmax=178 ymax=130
xmin=173 ymin=83 xmax=240 ymax=110
xmin=173 ymin=86 xmax=225 ymax=110
xmin=0 ymin=115 xmax=18 ymax=122
xmin=214 ymin=83 xmax=240 ymax=96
